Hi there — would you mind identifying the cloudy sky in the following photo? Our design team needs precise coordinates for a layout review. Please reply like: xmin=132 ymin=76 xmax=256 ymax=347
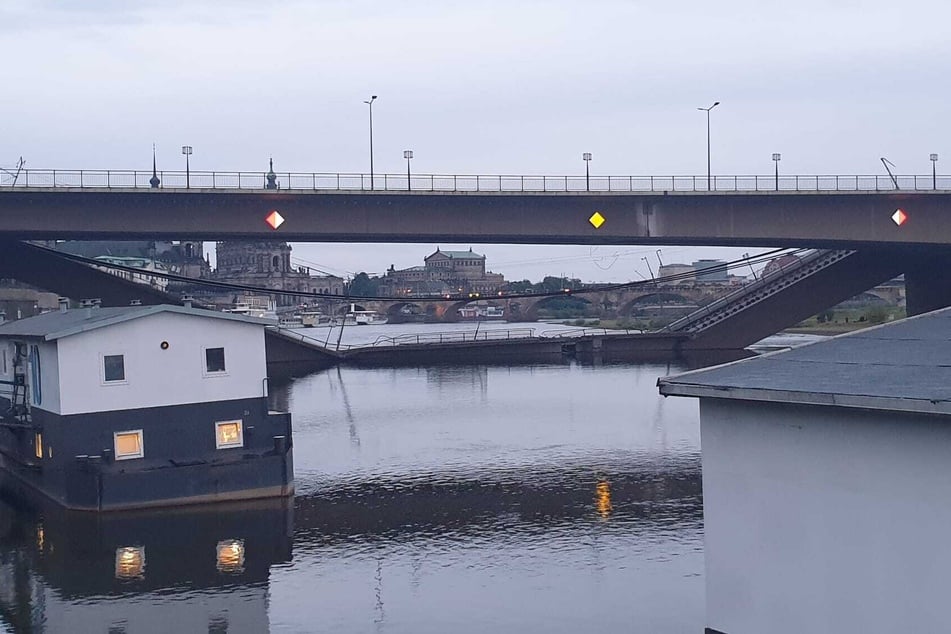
xmin=3 ymin=0 xmax=948 ymax=281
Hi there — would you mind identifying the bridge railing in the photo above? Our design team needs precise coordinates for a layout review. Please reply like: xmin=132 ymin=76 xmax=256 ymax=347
xmin=3 ymin=169 xmax=951 ymax=192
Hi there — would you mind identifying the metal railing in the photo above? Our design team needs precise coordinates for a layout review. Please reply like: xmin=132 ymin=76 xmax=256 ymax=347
xmin=3 ymin=169 xmax=951 ymax=193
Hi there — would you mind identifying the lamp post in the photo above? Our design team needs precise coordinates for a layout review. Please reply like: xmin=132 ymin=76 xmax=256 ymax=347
xmin=181 ymin=146 xmax=192 ymax=189
xmin=641 ymin=256 xmax=655 ymax=283
xmin=697 ymin=101 xmax=719 ymax=191
xmin=404 ymin=150 xmax=413 ymax=191
xmin=931 ymin=153 xmax=939 ymax=190
xmin=583 ymin=152 xmax=592 ymax=191
xmin=772 ymin=153 xmax=782 ymax=191
xmin=364 ymin=95 xmax=378 ymax=190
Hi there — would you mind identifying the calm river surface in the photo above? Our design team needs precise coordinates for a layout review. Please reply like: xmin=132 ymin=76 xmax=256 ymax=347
xmin=0 ymin=323 xmax=810 ymax=633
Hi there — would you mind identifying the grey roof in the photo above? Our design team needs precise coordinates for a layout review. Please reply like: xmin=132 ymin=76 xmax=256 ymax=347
xmin=658 ymin=308 xmax=951 ymax=416
xmin=428 ymin=249 xmax=485 ymax=259
xmin=0 ymin=304 xmax=274 ymax=342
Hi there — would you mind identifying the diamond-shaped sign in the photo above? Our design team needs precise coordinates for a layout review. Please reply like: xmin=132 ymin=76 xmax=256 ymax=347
xmin=891 ymin=209 xmax=907 ymax=226
xmin=588 ymin=211 xmax=605 ymax=229
xmin=265 ymin=210 xmax=285 ymax=230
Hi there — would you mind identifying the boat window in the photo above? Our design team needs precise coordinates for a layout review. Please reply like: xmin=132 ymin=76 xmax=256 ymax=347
xmin=205 ymin=347 xmax=226 ymax=373
xmin=114 ymin=430 xmax=144 ymax=460
xmin=215 ymin=420 xmax=243 ymax=449
xmin=34 ymin=432 xmax=42 ymax=460
xmin=1 ymin=349 xmax=6 ymax=374
xmin=103 ymin=354 xmax=125 ymax=382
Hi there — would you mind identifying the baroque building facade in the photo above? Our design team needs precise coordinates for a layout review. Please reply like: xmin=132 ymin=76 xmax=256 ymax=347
xmin=379 ymin=248 xmax=505 ymax=296
xmin=213 ymin=241 xmax=344 ymax=307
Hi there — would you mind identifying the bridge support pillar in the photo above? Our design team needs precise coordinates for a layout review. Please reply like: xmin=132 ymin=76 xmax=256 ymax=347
xmin=905 ymin=251 xmax=951 ymax=316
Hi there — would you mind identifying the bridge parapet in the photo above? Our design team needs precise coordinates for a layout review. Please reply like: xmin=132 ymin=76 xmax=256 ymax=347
xmin=4 ymin=169 xmax=950 ymax=193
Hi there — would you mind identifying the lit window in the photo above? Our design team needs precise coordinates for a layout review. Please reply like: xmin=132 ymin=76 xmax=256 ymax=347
xmin=216 ymin=420 xmax=243 ymax=449
xmin=205 ymin=347 xmax=226 ymax=373
xmin=103 ymin=355 xmax=125 ymax=382
xmin=114 ymin=430 xmax=144 ymax=460
xmin=34 ymin=432 xmax=43 ymax=460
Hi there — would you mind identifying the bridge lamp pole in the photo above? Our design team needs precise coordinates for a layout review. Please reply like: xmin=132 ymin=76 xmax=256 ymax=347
xmin=181 ymin=146 xmax=193 ymax=189
xmin=641 ymin=256 xmax=655 ymax=283
xmin=931 ymin=153 xmax=939 ymax=190
xmin=772 ymin=153 xmax=782 ymax=191
xmin=404 ymin=150 xmax=413 ymax=191
xmin=697 ymin=101 xmax=719 ymax=191
xmin=583 ymin=152 xmax=592 ymax=191
xmin=364 ymin=95 xmax=378 ymax=190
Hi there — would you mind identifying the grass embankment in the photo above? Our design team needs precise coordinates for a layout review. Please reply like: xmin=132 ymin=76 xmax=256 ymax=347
xmin=783 ymin=306 xmax=905 ymax=335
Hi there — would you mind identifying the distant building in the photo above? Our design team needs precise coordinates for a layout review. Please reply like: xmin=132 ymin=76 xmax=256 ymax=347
xmin=213 ymin=241 xmax=344 ymax=307
xmin=657 ymin=263 xmax=695 ymax=287
xmin=692 ymin=259 xmax=728 ymax=283
xmin=380 ymin=248 xmax=506 ymax=296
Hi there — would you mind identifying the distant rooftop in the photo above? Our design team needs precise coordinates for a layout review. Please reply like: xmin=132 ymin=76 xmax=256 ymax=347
xmin=0 ymin=304 xmax=274 ymax=341
xmin=659 ymin=308 xmax=951 ymax=416
xmin=428 ymin=249 xmax=484 ymax=259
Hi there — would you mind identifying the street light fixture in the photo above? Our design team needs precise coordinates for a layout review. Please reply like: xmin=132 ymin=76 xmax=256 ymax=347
xmin=641 ymin=256 xmax=655 ymax=283
xmin=181 ymin=145 xmax=193 ymax=189
xmin=364 ymin=95 xmax=378 ymax=190
xmin=697 ymin=101 xmax=720 ymax=191
xmin=583 ymin=152 xmax=592 ymax=191
xmin=931 ymin=153 xmax=939 ymax=190
xmin=772 ymin=153 xmax=782 ymax=191
xmin=404 ymin=150 xmax=413 ymax=191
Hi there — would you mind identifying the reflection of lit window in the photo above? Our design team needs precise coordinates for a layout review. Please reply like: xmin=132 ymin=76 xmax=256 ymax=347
xmin=114 ymin=430 xmax=144 ymax=460
xmin=36 ymin=525 xmax=44 ymax=550
xmin=215 ymin=421 xmax=243 ymax=449
xmin=34 ymin=432 xmax=43 ymax=460
xmin=115 ymin=546 xmax=145 ymax=579
xmin=596 ymin=480 xmax=612 ymax=519
xmin=216 ymin=539 xmax=245 ymax=574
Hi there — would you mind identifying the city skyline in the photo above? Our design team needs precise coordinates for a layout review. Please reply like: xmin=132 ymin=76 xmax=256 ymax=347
xmin=4 ymin=0 xmax=948 ymax=281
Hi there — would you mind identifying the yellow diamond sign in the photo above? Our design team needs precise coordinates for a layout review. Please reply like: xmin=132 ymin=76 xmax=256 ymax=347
xmin=588 ymin=212 xmax=605 ymax=229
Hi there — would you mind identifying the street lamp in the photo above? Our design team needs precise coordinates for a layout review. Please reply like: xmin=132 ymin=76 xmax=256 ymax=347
xmin=931 ymin=153 xmax=939 ymax=190
xmin=772 ymin=153 xmax=782 ymax=191
xmin=364 ymin=95 xmax=378 ymax=190
xmin=181 ymin=145 xmax=193 ymax=189
xmin=404 ymin=150 xmax=413 ymax=191
xmin=583 ymin=152 xmax=592 ymax=191
xmin=697 ymin=101 xmax=719 ymax=191
xmin=641 ymin=256 xmax=655 ymax=282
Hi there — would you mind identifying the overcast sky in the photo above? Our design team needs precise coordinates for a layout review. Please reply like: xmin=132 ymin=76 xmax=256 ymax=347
xmin=3 ymin=0 xmax=948 ymax=281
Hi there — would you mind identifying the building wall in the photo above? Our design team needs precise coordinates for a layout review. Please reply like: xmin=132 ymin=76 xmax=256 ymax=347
xmin=701 ymin=398 xmax=951 ymax=634
xmin=55 ymin=312 xmax=267 ymax=416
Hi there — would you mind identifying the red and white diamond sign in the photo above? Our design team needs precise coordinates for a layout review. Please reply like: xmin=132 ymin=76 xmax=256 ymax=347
xmin=891 ymin=209 xmax=907 ymax=226
xmin=265 ymin=210 xmax=285 ymax=230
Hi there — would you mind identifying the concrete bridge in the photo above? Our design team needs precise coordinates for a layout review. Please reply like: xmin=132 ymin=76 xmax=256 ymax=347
xmin=2 ymin=170 xmax=951 ymax=249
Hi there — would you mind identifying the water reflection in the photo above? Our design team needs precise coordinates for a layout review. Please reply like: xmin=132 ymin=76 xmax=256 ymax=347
xmin=0 ymin=491 xmax=292 ymax=633
xmin=3 ymin=360 xmax=708 ymax=633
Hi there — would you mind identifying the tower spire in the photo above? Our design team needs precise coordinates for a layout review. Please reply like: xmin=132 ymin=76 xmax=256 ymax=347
xmin=149 ymin=144 xmax=160 ymax=188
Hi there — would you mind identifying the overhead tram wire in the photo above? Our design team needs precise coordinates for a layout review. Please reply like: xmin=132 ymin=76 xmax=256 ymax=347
xmin=32 ymin=243 xmax=802 ymax=304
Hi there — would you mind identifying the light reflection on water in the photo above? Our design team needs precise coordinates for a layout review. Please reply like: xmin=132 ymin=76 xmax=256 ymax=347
xmin=1 ymin=360 xmax=704 ymax=633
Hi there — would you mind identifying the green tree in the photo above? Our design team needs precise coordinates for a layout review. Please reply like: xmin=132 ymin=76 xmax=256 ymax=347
xmin=348 ymin=272 xmax=381 ymax=297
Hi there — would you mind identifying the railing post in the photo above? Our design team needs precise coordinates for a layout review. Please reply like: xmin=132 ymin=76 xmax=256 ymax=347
xmin=52 ymin=170 xmax=56 ymax=187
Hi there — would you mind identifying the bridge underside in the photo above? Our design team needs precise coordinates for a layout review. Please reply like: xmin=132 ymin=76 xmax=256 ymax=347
xmin=0 ymin=239 xmax=180 ymax=306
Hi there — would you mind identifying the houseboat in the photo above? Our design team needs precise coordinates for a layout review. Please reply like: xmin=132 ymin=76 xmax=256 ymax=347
xmin=0 ymin=300 xmax=293 ymax=511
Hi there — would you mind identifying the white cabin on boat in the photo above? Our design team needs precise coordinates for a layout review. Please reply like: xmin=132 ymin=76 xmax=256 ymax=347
xmin=659 ymin=308 xmax=951 ymax=634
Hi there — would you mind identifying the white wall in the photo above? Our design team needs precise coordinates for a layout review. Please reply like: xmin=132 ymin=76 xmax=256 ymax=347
xmin=56 ymin=312 xmax=267 ymax=415
xmin=701 ymin=398 xmax=951 ymax=634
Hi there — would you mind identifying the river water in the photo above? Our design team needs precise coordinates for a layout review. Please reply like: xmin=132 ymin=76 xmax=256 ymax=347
xmin=0 ymin=323 xmax=814 ymax=633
